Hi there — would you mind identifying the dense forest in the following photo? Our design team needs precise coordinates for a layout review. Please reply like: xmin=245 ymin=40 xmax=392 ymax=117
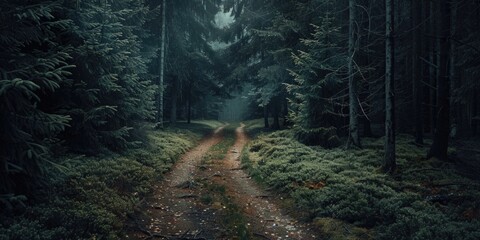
xmin=1 ymin=0 xmax=479 ymax=239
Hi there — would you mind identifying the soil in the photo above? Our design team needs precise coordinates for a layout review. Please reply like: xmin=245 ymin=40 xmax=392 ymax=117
xmin=126 ymin=124 xmax=318 ymax=240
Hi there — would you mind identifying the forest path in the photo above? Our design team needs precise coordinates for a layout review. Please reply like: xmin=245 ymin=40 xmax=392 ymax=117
xmin=130 ymin=124 xmax=317 ymax=240
xmin=211 ymin=124 xmax=318 ymax=239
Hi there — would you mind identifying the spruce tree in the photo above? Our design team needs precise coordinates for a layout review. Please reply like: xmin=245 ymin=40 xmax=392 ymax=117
xmin=62 ymin=0 xmax=155 ymax=152
xmin=0 ymin=0 xmax=73 ymax=194
xmin=288 ymin=14 xmax=343 ymax=147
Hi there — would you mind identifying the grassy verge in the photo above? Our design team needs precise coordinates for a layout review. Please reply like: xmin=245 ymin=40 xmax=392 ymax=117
xmin=242 ymin=129 xmax=480 ymax=240
xmin=0 ymin=121 xmax=223 ymax=240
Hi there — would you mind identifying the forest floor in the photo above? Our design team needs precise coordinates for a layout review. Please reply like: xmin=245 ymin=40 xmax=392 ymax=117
xmin=128 ymin=123 xmax=318 ymax=240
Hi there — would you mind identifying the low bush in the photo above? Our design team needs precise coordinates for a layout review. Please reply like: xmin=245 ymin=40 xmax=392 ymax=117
xmin=294 ymin=127 xmax=341 ymax=148
xmin=243 ymin=131 xmax=480 ymax=239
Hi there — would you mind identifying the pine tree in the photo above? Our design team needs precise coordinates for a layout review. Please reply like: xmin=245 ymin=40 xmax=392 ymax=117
xmin=0 ymin=0 xmax=73 ymax=194
xmin=62 ymin=0 xmax=156 ymax=152
xmin=288 ymin=14 xmax=343 ymax=147
xmin=161 ymin=0 xmax=221 ymax=124
xmin=225 ymin=0 xmax=301 ymax=129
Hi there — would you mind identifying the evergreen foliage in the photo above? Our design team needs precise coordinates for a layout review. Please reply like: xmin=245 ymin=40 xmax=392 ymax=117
xmin=0 ymin=0 xmax=224 ymax=197
xmin=0 ymin=0 xmax=165 ymax=196
xmin=2 ymin=0 xmax=480 ymax=238
xmin=288 ymin=14 xmax=343 ymax=128
xmin=157 ymin=0 xmax=224 ymax=123
xmin=223 ymin=0 xmax=302 ymax=128
xmin=287 ymin=14 xmax=344 ymax=147
xmin=63 ymin=0 xmax=156 ymax=152
xmin=0 ymin=0 xmax=74 ymax=195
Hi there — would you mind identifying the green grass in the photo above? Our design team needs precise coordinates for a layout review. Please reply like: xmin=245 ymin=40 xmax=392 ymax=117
xmin=201 ymin=124 xmax=237 ymax=165
xmin=0 ymin=121 xmax=222 ymax=240
xmin=242 ymin=129 xmax=480 ymax=240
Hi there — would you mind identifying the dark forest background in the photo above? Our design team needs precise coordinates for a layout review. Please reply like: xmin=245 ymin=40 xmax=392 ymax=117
xmin=1 ymin=0 xmax=479 ymax=239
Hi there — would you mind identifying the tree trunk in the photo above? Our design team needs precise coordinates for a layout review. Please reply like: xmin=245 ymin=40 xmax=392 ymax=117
xmin=449 ymin=1 xmax=457 ymax=138
xmin=283 ymin=96 xmax=289 ymax=127
xmin=434 ymin=2 xmax=441 ymax=133
xmin=187 ymin=84 xmax=192 ymax=124
xmin=363 ymin=118 xmax=373 ymax=137
xmin=429 ymin=3 xmax=437 ymax=133
xmin=384 ymin=0 xmax=396 ymax=173
xmin=263 ymin=105 xmax=269 ymax=129
xmin=422 ymin=0 xmax=430 ymax=134
xmin=412 ymin=0 xmax=424 ymax=145
xmin=170 ymin=76 xmax=178 ymax=124
xmin=347 ymin=0 xmax=361 ymax=148
xmin=362 ymin=1 xmax=373 ymax=138
xmin=473 ymin=95 xmax=478 ymax=136
xmin=156 ymin=0 xmax=166 ymax=128
xmin=273 ymin=99 xmax=280 ymax=130
xmin=0 ymin=157 xmax=8 ymax=194
xmin=428 ymin=0 xmax=451 ymax=161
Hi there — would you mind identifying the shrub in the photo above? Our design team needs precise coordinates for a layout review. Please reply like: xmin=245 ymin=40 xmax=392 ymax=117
xmin=294 ymin=127 xmax=341 ymax=148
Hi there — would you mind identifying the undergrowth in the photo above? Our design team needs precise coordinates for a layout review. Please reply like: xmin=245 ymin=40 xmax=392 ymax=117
xmin=242 ymin=130 xmax=480 ymax=240
xmin=0 ymin=121 xmax=221 ymax=240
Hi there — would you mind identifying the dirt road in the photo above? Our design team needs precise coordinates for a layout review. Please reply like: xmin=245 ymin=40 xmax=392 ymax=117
xmin=130 ymin=124 xmax=317 ymax=240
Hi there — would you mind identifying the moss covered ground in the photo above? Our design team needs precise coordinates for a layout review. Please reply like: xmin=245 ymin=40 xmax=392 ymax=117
xmin=242 ymin=121 xmax=480 ymax=240
xmin=0 ymin=121 xmax=223 ymax=240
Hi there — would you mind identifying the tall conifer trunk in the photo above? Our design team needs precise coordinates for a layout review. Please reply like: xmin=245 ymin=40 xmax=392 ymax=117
xmin=427 ymin=3 xmax=437 ymax=133
xmin=384 ymin=0 xmax=396 ymax=173
xmin=428 ymin=0 xmax=451 ymax=161
xmin=187 ymin=83 xmax=192 ymax=124
xmin=412 ymin=0 xmax=423 ymax=145
xmin=474 ymin=96 xmax=478 ymax=136
xmin=347 ymin=0 xmax=361 ymax=148
xmin=0 ymin=157 xmax=8 ymax=194
xmin=156 ymin=0 xmax=166 ymax=128
xmin=264 ymin=105 xmax=269 ymax=129
xmin=449 ymin=1 xmax=457 ymax=137
xmin=273 ymin=100 xmax=280 ymax=130
xmin=283 ymin=97 xmax=289 ymax=127
xmin=170 ymin=76 xmax=178 ymax=124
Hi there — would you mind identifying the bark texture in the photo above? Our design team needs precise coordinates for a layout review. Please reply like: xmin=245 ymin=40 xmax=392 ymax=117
xmin=384 ymin=0 xmax=396 ymax=173
xmin=347 ymin=0 xmax=361 ymax=148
